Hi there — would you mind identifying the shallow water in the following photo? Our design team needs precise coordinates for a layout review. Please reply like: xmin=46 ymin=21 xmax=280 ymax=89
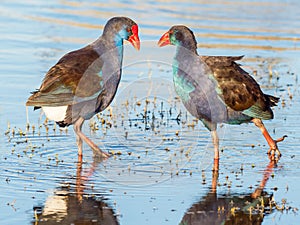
xmin=1 ymin=0 xmax=300 ymax=224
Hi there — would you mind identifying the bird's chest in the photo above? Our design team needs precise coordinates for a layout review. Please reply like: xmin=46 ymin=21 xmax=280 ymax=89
xmin=100 ymin=57 xmax=122 ymax=92
xmin=172 ymin=62 xmax=195 ymax=102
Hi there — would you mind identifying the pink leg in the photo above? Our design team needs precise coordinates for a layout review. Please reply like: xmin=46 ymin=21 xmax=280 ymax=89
xmin=75 ymin=120 xmax=83 ymax=157
xmin=210 ymin=130 xmax=220 ymax=175
xmin=252 ymin=118 xmax=287 ymax=160
xmin=211 ymin=130 xmax=219 ymax=160
xmin=73 ymin=117 xmax=110 ymax=158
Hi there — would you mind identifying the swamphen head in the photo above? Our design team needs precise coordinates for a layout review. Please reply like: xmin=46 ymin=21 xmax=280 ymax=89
xmin=103 ymin=16 xmax=140 ymax=50
xmin=158 ymin=25 xmax=197 ymax=52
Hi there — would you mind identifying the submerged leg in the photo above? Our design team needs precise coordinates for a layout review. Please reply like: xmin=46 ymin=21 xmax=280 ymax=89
xmin=73 ymin=117 xmax=110 ymax=158
xmin=76 ymin=134 xmax=83 ymax=156
xmin=211 ymin=161 xmax=219 ymax=191
xmin=211 ymin=130 xmax=220 ymax=161
xmin=252 ymin=118 xmax=287 ymax=160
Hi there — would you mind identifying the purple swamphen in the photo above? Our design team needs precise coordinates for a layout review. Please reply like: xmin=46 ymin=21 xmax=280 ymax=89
xmin=158 ymin=25 xmax=286 ymax=165
xmin=27 ymin=17 xmax=140 ymax=159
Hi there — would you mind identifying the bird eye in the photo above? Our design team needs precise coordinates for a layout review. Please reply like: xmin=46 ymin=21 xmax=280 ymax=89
xmin=175 ymin=32 xmax=183 ymax=40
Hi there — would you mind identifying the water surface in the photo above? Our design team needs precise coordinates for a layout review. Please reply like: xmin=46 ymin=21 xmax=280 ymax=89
xmin=0 ymin=0 xmax=300 ymax=224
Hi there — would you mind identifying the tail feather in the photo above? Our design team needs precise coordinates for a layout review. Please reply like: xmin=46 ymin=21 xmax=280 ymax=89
xmin=265 ymin=94 xmax=279 ymax=107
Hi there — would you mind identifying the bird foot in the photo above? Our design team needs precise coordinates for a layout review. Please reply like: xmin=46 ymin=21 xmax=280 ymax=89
xmin=267 ymin=135 xmax=287 ymax=161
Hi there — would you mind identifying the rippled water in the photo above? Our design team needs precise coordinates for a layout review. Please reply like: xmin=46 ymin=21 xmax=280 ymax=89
xmin=1 ymin=0 xmax=300 ymax=224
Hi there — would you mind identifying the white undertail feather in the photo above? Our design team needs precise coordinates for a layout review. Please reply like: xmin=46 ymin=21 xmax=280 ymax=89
xmin=42 ymin=106 xmax=68 ymax=122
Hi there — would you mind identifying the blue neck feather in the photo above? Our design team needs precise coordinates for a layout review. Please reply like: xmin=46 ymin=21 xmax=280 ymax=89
xmin=114 ymin=29 xmax=127 ymax=62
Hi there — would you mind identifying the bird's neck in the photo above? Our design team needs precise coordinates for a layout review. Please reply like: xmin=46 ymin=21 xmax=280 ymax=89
xmin=171 ymin=46 xmax=198 ymax=102
xmin=177 ymin=39 xmax=197 ymax=54
xmin=173 ymin=45 xmax=198 ymax=76
xmin=174 ymin=45 xmax=198 ymax=63
xmin=93 ymin=36 xmax=124 ymax=66
xmin=113 ymin=37 xmax=124 ymax=64
xmin=102 ymin=30 xmax=125 ymax=62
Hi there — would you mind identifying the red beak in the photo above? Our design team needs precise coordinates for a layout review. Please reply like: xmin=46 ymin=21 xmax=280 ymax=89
xmin=128 ymin=24 xmax=140 ymax=50
xmin=158 ymin=31 xmax=170 ymax=47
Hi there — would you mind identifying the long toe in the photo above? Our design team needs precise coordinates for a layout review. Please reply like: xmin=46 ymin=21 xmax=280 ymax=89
xmin=101 ymin=151 xmax=111 ymax=159
xmin=92 ymin=146 xmax=110 ymax=159
xmin=276 ymin=135 xmax=288 ymax=143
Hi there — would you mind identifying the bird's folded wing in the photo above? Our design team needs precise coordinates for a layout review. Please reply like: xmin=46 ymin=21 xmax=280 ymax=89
xmin=201 ymin=55 xmax=268 ymax=112
xmin=26 ymin=46 xmax=104 ymax=107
